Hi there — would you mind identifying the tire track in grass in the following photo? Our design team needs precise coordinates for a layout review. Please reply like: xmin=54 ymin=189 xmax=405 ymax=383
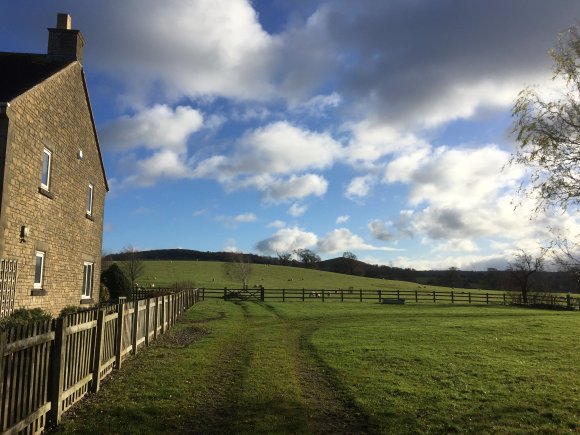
xmin=183 ymin=302 xmax=255 ymax=434
xmin=264 ymin=303 xmax=377 ymax=434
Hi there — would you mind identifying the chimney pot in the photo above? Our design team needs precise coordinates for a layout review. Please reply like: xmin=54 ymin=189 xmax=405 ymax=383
xmin=56 ymin=13 xmax=72 ymax=30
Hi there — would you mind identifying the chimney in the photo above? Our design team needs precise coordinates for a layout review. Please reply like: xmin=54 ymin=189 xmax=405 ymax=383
xmin=47 ymin=13 xmax=85 ymax=63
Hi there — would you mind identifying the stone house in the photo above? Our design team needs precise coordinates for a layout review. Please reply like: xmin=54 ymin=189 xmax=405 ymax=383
xmin=0 ymin=14 xmax=108 ymax=316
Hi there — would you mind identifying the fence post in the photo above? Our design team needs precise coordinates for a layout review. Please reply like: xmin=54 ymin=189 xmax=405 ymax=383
xmin=153 ymin=297 xmax=159 ymax=341
xmin=432 ymin=291 xmax=436 ymax=303
xmin=322 ymin=289 xmax=325 ymax=302
xmin=223 ymin=288 xmax=227 ymax=300
xmin=486 ymin=293 xmax=489 ymax=305
xmin=415 ymin=290 xmax=418 ymax=303
xmin=378 ymin=290 xmax=382 ymax=303
xmin=202 ymin=288 xmax=205 ymax=301
xmin=49 ymin=317 xmax=66 ymax=426
xmin=341 ymin=289 xmax=344 ymax=302
xmin=451 ymin=291 xmax=454 ymax=304
xmin=282 ymin=288 xmax=285 ymax=302
xmin=115 ymin=300 xmax=125 ymax=369
xmin=160 ymin=296 xmax=166 ymax=335
xmin=302 ymin=288 xmax=305 ymax=302
xmin=145 ymin=298 xmax=151 ymax=346
xmin=260 ymin=287 xmax=265 ymax=302
xmin=503 ymin=293 xmax=506 ymax=304
xmin=468 ymin=292 xmax=472 ymax=304
xmin=92 ymin=309 xmax=106 ymax=393
xmin=360 ymin=289 xmax=363 ymax=303
xmin=132 ymin=301 xmax=139 ymax=355
xmin=567 ymin=294 xmax=572 ymax=309
xmin=397 ymin=289 xmax=400 ymax=300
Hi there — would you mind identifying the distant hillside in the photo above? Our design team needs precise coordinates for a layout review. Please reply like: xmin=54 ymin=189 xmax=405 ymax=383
xmin=106 ymin=248 xmax=579 ymax=293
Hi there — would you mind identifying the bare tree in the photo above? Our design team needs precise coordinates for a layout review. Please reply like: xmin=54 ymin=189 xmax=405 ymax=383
xmin=120 ymin=245 xmax=145 ymax=290
xmin=276 ymin=251 xmax=292 ymax=266
xmin=293 ymin=248 xmax=321 ymax=268
xmin=223 ymin=252 xmax=253 ymax=289
xmin=342 ymin=251 xmax=358 ymax=260
xmin=552 ymin=236 xmax=580 ymax=291
xmin=507 ymin=249 xmax=547 ymax=304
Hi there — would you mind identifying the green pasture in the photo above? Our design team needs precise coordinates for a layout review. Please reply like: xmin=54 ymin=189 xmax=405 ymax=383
xmin=57 ymin=301 xmax=579 ymax=434
xmin=135 ymin=260 xmax=495 ymax=293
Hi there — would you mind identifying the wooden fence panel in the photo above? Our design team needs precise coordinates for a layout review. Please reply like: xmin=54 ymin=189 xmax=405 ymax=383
xmin=1 ymin=320 xmax=53 ymax=435
xmin=1 ymin=288 xmax=199 ymax=432
xmin=59 ymin=310 xmax=98 ymax=416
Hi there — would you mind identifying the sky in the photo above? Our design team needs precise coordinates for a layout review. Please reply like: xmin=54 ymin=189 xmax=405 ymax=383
xmin=2 ymin=0 xmax=580 ymax=270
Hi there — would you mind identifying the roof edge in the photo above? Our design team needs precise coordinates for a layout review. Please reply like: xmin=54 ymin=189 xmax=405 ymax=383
xmin=81 ymin=69 xmax=109 ymax=192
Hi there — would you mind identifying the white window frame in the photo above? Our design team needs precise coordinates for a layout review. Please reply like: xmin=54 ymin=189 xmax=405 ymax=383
xmin=34 ymin=251 xmax=45 ymax=289
xmin=87 ymin=183 xmax=94 ymax=215
xmin=82 ymin=262 xmax=94 ymax=299
xmin=41 ymin=148 xmax=52 ymax=190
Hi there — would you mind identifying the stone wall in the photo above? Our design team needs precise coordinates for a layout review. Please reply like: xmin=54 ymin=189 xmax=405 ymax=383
xmin=0 ymin=62 xmax=106 ymax=316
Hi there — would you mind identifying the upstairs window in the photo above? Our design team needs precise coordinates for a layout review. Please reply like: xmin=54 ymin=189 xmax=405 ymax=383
xmin=34 ymin=251 xmax=45 ymax=289
xmin=41 ymin=148 xmax=52 ymax=190
xmin=87 ymin=183 xmax=94 ymax=215
xmin=82 ymin=262 xmax=93 ymax=299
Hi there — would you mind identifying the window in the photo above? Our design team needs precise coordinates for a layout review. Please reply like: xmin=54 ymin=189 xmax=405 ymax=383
xmin=86 ymin=184 xmax=94 ymax=215
xmin=41 ymin=148 xmax=52 ymax=190
xmin=34 ymin=251 xmax=45 ymax=289
xmin=82 ymin=262 xmax=93 ymax=299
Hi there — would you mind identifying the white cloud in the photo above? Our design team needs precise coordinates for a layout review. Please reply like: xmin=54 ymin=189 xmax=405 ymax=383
xmin=344 ymin=120 xmax=429 ymax=165
xmin=216 ymin=213 xmax=257 ymax=227
xmin=346 ymin=175 xmax=376 ymax=200
xmin=234 ymin=121 xmax=342 ymax=175
xmin=293 ymin=92 xmax=342 ymax=115
xmin=368 ymin=220 xmax=395 ymax=242
xmin=267 ymin=220 xmax=286 ymax=229
xmin=100 ymin=105 xmax=203 ymax=152
xmin=87 ymin=0 xmax=275 ymax=103
xmin=223 ymin=239 xmax=240 ymax=253
xmin=336 ymin=215 xmax=349 ymax=224
xmin=288 ymin=202 xmax=308 ymax=217
xmin=233 ymin=213 xmax=257 ymax=223
xmin=255 ymin=226 xmax=318 ymax=254
xmin=317 ymin=228 xmax=401 ymax=253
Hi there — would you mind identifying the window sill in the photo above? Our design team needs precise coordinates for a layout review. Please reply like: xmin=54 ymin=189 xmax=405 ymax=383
xmin=31 ymin=289 xmax=47 ymax=296
xmin=85 ymin=213 xmax=95 ymax=221
xmin=80 ymin=298 xmax=93 ymax=304
xmin=38 ymin=187 xmax=54 ymax=199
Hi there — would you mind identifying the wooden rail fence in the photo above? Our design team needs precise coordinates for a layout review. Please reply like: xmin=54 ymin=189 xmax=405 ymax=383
xmin=199 ymin=287 xmax=580 ymax=309
xmin=0 ymin=288 xmax=199 ymax=435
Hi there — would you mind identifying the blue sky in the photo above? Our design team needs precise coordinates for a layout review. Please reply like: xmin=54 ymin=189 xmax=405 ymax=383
xmin=2 ymin=1 xmax=580 ymax=269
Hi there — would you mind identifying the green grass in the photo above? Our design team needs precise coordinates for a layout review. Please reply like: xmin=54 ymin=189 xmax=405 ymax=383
xmin=136 ymin=260 xmax=497 ymax=293
xmin=56 ymin=301 xmax=579 ymax=434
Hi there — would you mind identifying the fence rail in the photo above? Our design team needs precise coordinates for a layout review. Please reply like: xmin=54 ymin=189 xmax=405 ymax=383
xmin=199 ymin=287 xmax=580 ymax=309
xmin=1 ymin=288 xmax=199 ymax=434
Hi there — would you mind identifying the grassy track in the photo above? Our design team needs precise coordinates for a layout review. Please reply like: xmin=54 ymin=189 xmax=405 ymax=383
xmin=55 ymin=301 xmax=579 ymax=434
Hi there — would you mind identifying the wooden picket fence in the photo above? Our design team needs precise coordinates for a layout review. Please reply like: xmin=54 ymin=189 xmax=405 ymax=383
xmin=0 ymin=288 xmax=199 ymax=434
xmin=199 ymin=287 xmax=580 ymax=309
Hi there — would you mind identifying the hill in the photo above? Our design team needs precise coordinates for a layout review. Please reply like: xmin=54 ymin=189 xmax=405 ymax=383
xmin=106 ymin=248 xmax=579 ymax=293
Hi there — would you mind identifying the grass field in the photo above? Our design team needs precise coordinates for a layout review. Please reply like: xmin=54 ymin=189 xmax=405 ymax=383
xmin=135 ymin=260 xmax=497 ymax=293
xmin=56 ymin=301 xmax=579 ymax=434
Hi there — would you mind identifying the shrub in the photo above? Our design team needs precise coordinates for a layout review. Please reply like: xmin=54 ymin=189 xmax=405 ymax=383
xmin=59 ymin=305 xmax=88 ymax=317
xmin=0 ymin=308 xmax=52 ymax=330
xmin=99 ymin=283 xmax=111 ymax=302
xmin=101 ymin=264 xmax=132 ymax=300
